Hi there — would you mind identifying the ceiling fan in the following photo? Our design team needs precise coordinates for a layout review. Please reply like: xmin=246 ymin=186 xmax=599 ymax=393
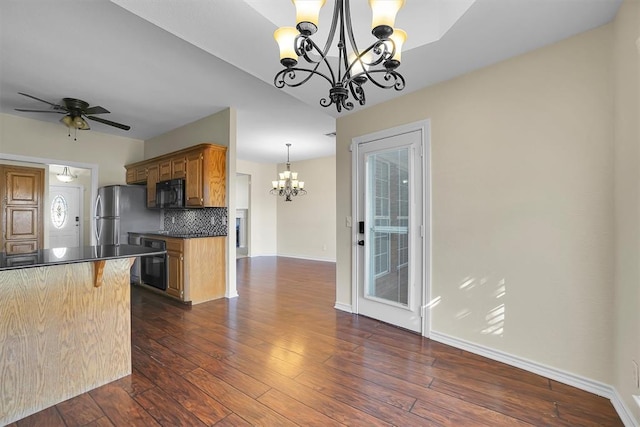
xmin=14 ymin=92 xmax=131 ymax=132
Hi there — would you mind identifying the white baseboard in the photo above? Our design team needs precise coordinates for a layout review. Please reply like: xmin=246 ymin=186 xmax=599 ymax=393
xmin=429 ymin=331 xmax=638 ymax=427
xmin=334 ymin=302 xmax=352 ymax=313
xmin=277 ymin=253 xmax=337 ymax=263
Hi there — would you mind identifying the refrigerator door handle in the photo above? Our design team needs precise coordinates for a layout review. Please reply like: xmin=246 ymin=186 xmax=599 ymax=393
xmin=94 ymin=193 xmax=102 ymax=243
xmin=95 ymin=193 xmax=102 ymax=218
xmin=95 ymin=218 xmax=102 ymax=243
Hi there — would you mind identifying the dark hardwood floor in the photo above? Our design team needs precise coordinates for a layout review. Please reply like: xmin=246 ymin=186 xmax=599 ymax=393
xmin=11 ymin=256 xmax=623 ymax=426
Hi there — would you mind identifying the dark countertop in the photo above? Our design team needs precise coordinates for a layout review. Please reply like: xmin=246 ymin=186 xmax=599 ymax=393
xmin=0 ymin=244 xmax=166 ymax=271
xmin=129 ymin=231 xmax=226 ymax=239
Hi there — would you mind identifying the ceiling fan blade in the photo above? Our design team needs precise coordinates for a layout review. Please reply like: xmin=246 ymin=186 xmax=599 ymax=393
xmin=18 ymin=92 xmax=63 ymax=109
xmin=86 ymin=115 xmax=131 ymax=131
xmin=15 ymin=108 xmax=66 ymax=113
xmin=84 ymin=106 xmax=110 ymax=115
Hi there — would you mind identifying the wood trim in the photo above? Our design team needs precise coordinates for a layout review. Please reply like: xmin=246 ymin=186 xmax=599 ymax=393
xmin=93 ymin=260 xmax=106 ymax=287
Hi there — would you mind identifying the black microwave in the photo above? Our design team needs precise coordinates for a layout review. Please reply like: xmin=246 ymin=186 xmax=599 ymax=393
xmin=156 ymin=179 xmax=185 ymax=209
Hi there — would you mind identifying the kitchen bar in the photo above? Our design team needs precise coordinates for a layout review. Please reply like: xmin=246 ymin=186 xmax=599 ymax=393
xmin=0 ymin=244 xmax=165 ymax=425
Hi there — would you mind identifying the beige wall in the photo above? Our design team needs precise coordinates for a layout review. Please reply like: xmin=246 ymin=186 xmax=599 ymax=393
xmin=277 ymin=155 xmax=337 ymax=262
xmin=236 ymin=159 xmax=278 ymax=257
xmin=1 ymin=113 xmax=144 ymax=186
xmin=144 ymin=109 xmax=232 ymax=159
xmin=613 ymin=0 xmax=640 ymax=420
xmin=337 ymin=23 xmax=615 ymax=386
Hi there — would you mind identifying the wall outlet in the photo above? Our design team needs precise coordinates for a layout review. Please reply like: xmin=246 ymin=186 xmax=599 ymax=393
xmin=633 ymin=360 xmax=639 ymax=389
xmin=211 ymin=217 xmax=215 ymax=225
xmin=346 ymin=216 xmax=352 ymax=227
xmin=171 ymin=217 xmax=175 ymax=224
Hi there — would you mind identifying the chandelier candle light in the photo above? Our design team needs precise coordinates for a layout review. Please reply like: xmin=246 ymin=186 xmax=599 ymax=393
xmin=274 ymin=0 xmax=407 ymax=112
xmin=271 ymin=143 xmax=307 ymax=201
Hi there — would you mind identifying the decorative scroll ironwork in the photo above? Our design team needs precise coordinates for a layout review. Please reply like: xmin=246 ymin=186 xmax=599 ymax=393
xmin=274 ymin=0 xmax=406 ymax=112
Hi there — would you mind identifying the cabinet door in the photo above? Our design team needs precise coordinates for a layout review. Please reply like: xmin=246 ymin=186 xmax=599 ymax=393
xmin=125 ymin=168 xmax=136 ymax=184
xmin=185 ymin=152 xmax=204 ymax=207
xmin=135 ymin=166 xmax=148 ymax=182
xmin=146 ymin=165 xmax=159 ymax=208
xmin=158 ymin=160 xmax=172 ymax=181
xmin=172 ymin=157 xmax=187 ymax=179
xmin=126 ymin=165 xmax=148 ymax=184
xmin=5 ymin=168 xmax=41 ymax=205
xmin=166 ymin=250 xmax=184 ymax=299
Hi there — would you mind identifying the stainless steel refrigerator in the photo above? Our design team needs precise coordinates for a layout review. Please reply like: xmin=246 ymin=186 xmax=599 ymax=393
xmin=94 ymin=185 xmax=161 ymax=283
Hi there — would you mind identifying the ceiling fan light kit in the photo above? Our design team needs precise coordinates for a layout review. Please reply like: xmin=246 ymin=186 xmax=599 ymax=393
xmin=274 ymin=0 xmax=407 ymax=112
xmin=14 ymin=92 xmax=131 ymax=140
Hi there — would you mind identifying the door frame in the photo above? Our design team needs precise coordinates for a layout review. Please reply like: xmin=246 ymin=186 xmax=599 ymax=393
xmin=351 ymin=119 xmax=431 ymax=336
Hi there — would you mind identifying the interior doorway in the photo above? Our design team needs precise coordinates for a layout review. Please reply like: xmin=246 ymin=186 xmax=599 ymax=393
xmin=236 ymin=173 xmax=250 ymax=258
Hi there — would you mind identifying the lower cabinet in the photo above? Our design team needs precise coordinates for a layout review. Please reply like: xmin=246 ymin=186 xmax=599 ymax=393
xmin=166 ymin=238 xmax=184 ymax=299
xmin=146 ymin=235 xmax=226 ymax=304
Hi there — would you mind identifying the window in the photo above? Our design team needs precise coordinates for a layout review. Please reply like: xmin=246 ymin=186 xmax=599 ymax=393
xmin=51 ymin=194 xmax=68 ymax=229
xmin=374 ymin=158 xmax=390 ymax=276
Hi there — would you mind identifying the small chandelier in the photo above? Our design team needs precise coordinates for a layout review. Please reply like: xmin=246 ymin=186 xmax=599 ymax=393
xmin=56 ymin=166 xmax=77 ymax=183
xmin=274 ymin=0 xmax=407 ymax=112
xmin=271 ymin=143 xmax=307 ymax=202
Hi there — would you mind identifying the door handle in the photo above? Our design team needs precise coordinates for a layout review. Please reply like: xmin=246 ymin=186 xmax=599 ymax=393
xmin=357 ymin=240 xmax=365 ymax=246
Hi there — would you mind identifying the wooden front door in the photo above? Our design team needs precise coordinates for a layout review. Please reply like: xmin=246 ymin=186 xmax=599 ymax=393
xmin=1 ymin=165 xmax=44 ymax=253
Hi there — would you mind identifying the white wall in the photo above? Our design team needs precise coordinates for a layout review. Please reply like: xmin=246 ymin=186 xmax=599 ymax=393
xmin=236 ymin=159 xmax=277 ymax=257
xmin=612 ymin=0 xmax=640 ymax=421
xmin=337 ymin=23 xmax=614 ymax=386
xmin=277 ymin=155 xmax=336 ymax=262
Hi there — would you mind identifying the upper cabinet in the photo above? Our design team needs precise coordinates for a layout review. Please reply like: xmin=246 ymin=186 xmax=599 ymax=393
xmin=125 ymin=143 xmax=227 ymax=208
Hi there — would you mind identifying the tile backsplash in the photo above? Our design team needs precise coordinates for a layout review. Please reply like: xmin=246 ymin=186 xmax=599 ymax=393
xmin=163 ymin=208 xmax=228 ymax=236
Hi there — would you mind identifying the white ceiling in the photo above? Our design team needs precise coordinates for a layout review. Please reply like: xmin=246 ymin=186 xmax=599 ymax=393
xmin=0 ymin=0 xmax=621 ymax=164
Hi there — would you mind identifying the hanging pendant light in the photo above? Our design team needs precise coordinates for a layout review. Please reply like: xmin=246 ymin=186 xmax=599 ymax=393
xmin=56 ymin=166 xmax=77 ymax=183
xmin=270 ymin=144 xmax=307 ymax=202
xmin=274 ymin=0 xmax=407 ymax=112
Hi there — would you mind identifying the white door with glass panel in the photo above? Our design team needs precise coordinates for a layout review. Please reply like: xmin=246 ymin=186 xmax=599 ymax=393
xmin=353 ymin=123 xmax=428 ymax=334
xmin=49 ymin=185 xmax=81 ymax=248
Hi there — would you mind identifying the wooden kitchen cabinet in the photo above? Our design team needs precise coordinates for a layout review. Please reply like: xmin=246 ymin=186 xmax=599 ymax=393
xmin=185 ymin=151 xmax=204 ymax=206
xmin=125 ymin=163 xmax=148 ymax=184
xmin=137 ymin=235 xmax=225 ymax=304
xmin=185 ymin=145 xmax=226 ymax=207
xmin=165 ymin=238 xmax=184 ymax=299
xmin=125 ymin=143 xmax=226 ymax=208
xmin=158 ymin=156 xmax=187 ymax=182
xmin=158 ymin=160 xmax=172 ymax=181
xmin=146 ymin=164 xmax=159 ymax=208
xmin=171 ymin=156 xmax=187 ymax=179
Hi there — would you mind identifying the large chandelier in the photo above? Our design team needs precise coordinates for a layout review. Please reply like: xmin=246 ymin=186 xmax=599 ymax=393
xmin=271 ymin=144 xmax=307 ymax=201
xmin=274 ymin=0 xmax=407 ymax=112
